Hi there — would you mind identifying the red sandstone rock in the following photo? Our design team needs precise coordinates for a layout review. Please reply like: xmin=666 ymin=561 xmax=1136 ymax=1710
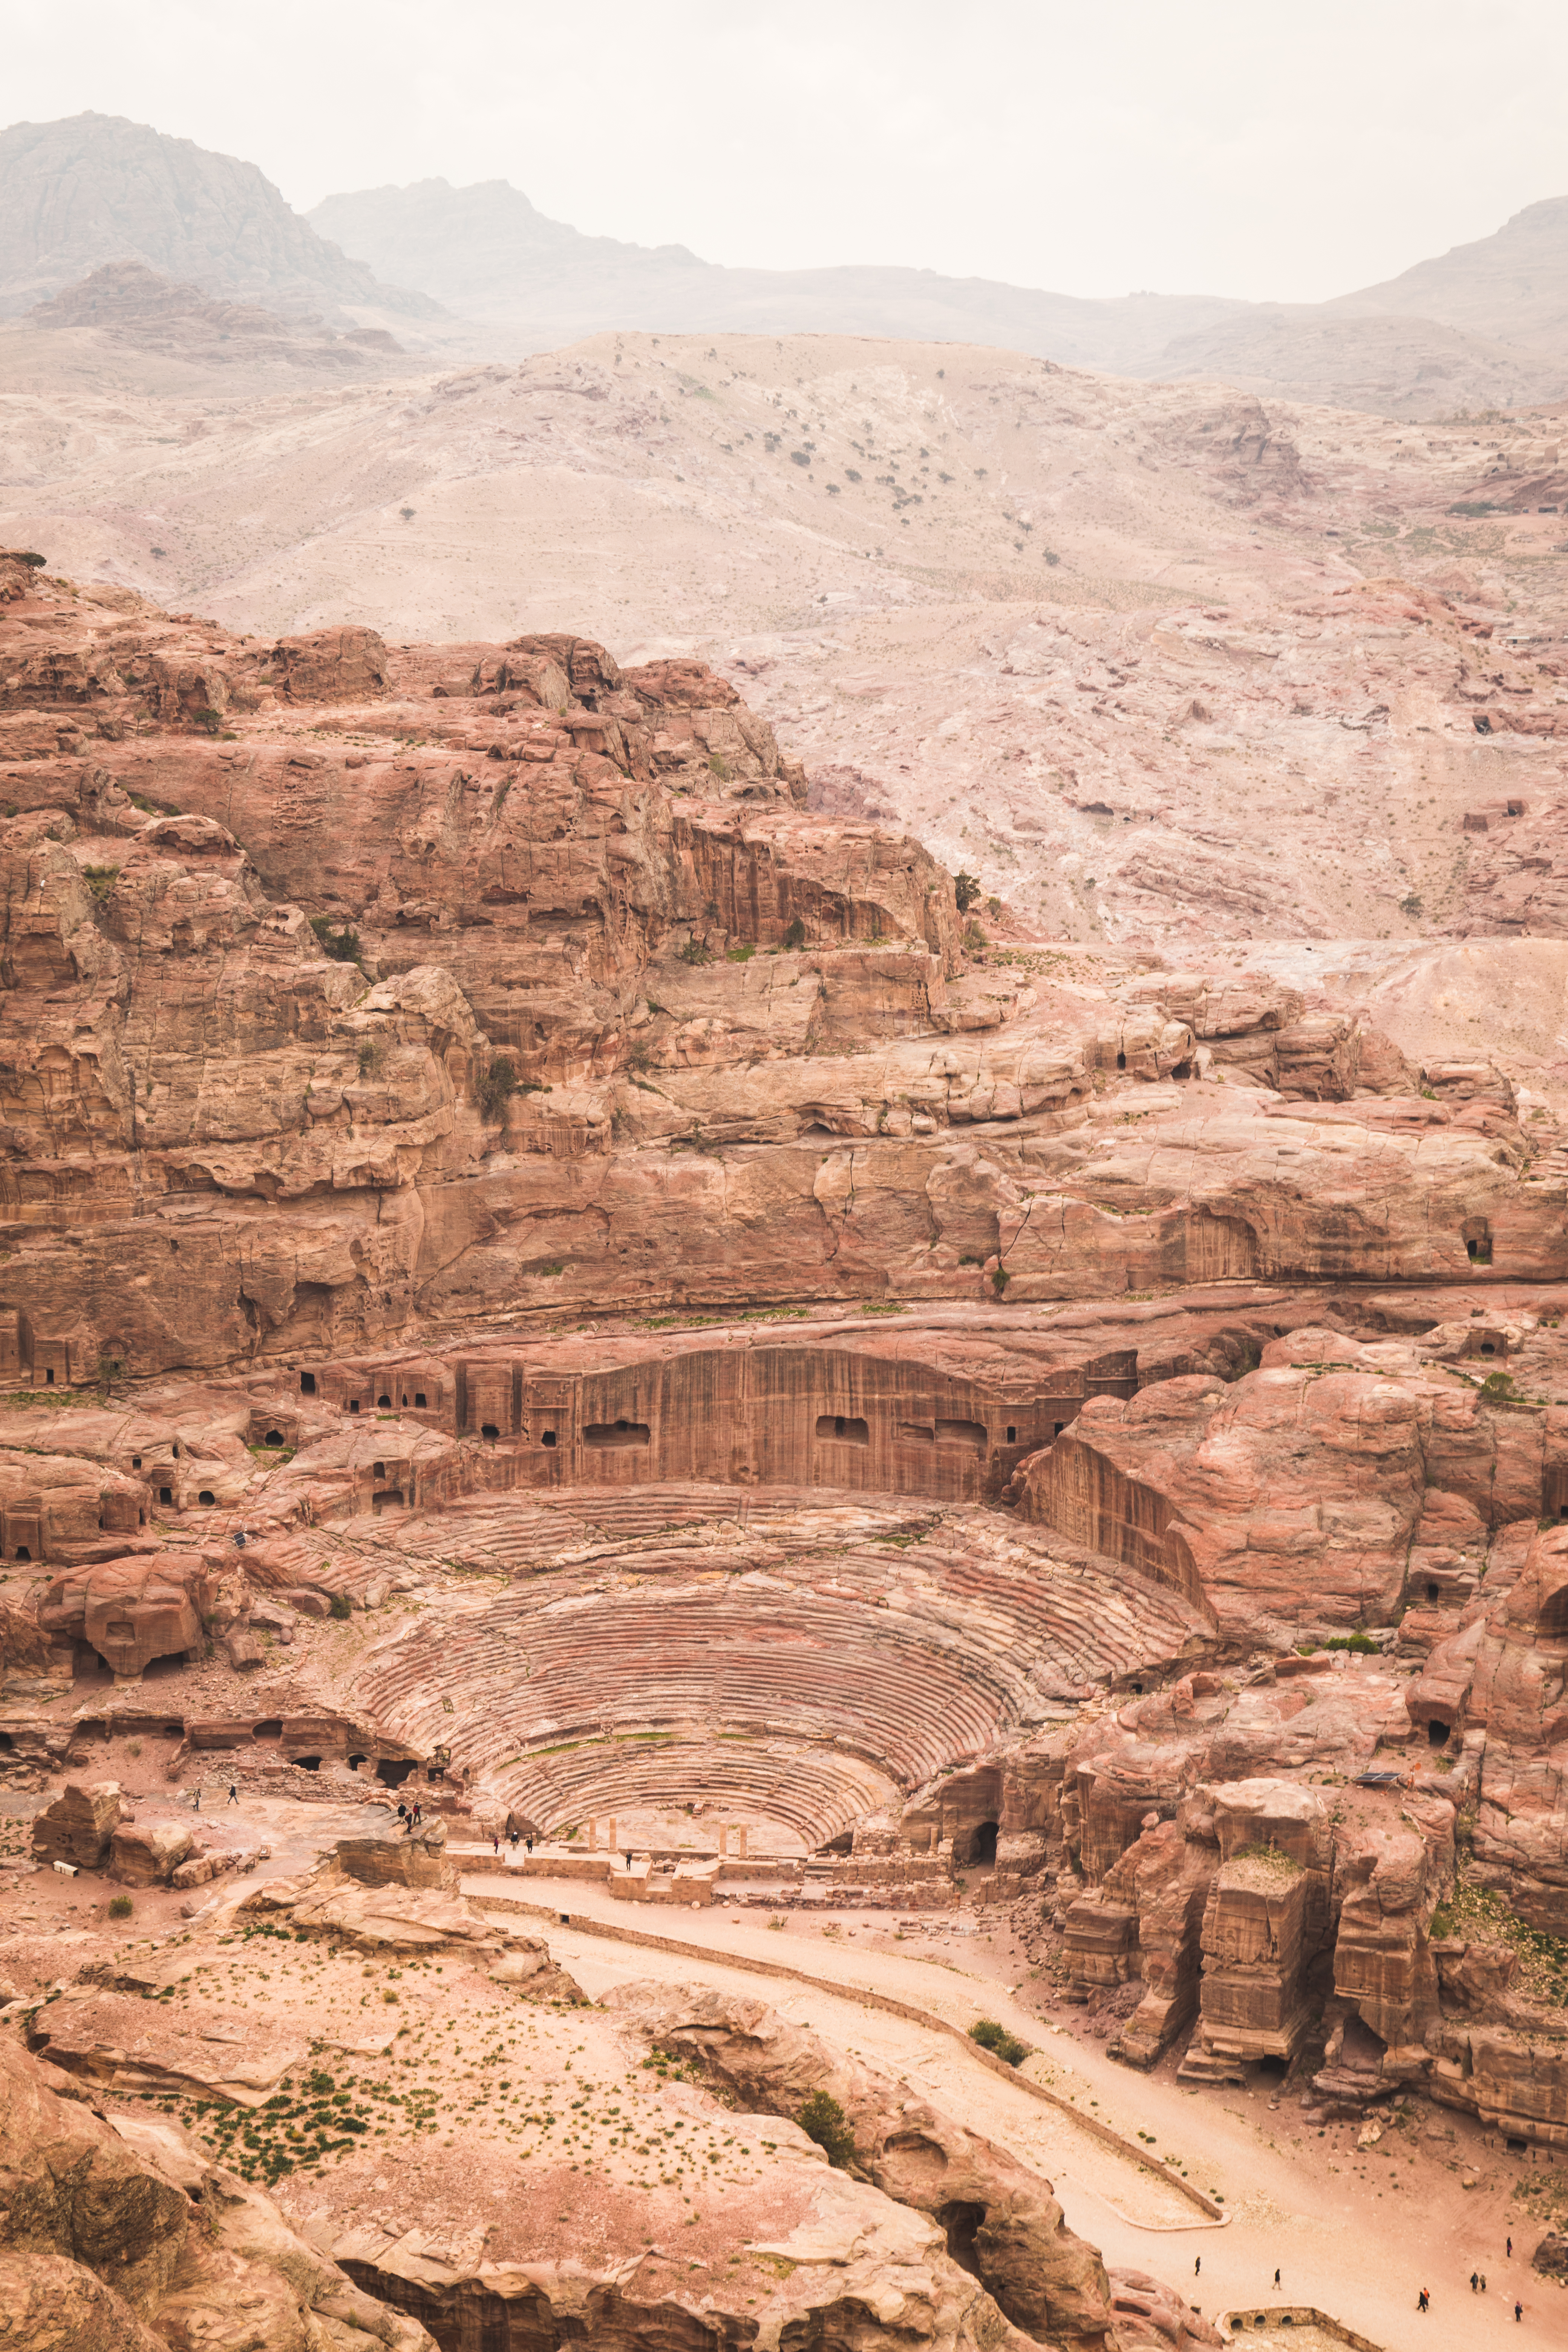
xmin=603 ymin=1979 xmax=1115 ymax=2347
xmin=31 ymin=1780 xmax=121 ymax=1867
xmin=0 ymin=2032 xmax=435 ymax=2349
xmin=109 ymin=1820 xmax=195 ymax=1887
xmin=39 ymin=1552 xmax=226 ymax=1681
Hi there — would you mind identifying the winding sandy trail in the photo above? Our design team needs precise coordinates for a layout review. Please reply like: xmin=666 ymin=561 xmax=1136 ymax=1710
xmin=462 ymin=1868 xmax=1553 ymax=2352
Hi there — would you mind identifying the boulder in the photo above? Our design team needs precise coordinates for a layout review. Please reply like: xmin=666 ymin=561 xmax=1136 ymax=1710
xmin=40 ymin=1553 xmax=214 ymax=1680
xmin=109 ymin=1821 xmax=194 ymax=1887
xmin=271 ymin=624 xmax=390 ymax=703
xmin=31 ymin=1781 xmax=121 ymax=1868
xmin=335 ymin=1825 xmax=455 ymax=1892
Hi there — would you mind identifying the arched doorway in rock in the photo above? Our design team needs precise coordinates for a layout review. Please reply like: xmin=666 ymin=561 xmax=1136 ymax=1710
xmin=967 ymin=1820 xmax=999 ymax=1867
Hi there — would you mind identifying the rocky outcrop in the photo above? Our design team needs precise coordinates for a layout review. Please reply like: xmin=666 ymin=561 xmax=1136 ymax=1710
xmin=336 ymin=1822 xmax=457 ymax=1892
xmin=0 ymin=2031 xmax=435 ymax=2351
xmin=31 ymin=1780 xmax=122 ymax=1867
xmin=1018 ymin=1325 xmax=1567 ymax=1646
xmin=603 ymin=1979 xmax=1115 ymax=2349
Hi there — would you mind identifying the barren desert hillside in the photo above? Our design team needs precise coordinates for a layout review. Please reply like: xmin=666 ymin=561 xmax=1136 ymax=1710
xmin=7 ymin=320 xmax=1568 ymax=984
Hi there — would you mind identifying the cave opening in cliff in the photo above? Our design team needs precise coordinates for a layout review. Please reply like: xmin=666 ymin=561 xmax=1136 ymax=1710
xmin=1424 ymin=1580 xmax=1441 ymax=1602
xmin=818 ymin=1414 xmax=870 ymax=1445
xmin=376 ymin=1757 xmax=416 ymax=1788
xmin=969 ymin=1820 xmax=999 ymax=1865
xmin=299 ymin=1372 xmax=316 ymax=1395
xmin=1540 ymin=1588 xmax=1568 ymax=1639
xmin=253 ymin=1721 xmax=282 ymax=1740
xmin=1427 ymin=1719 xmax=1450 ymax=1747
xmin=937 ymin=2202 xmax=986 ymax=2277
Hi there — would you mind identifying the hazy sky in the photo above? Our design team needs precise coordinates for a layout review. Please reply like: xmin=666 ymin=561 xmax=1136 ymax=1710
xmin=8 ymin=0 xmax=1568 ymax=302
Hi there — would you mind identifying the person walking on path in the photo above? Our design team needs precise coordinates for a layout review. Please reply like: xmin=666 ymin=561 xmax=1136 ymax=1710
xmin=1418 ymin=2289 xmax=1429 ymax=2313
xmin=1482 ymin=2276 xmax=1488 ymax=2294
xmin=227 ymin=1784 xmax=238 ymax=1805
xmin=1507 ymin=2238 xmax=1513 ymax=2258
xmin=1274 ymin=2271 xmax=1280 ymax=2289
xmin=1515 ymin=2301 xmax=1524 ymax=2322
xmin=1472 ymin=2275 xmax=1480 ymax=2294
xmin=1193 ymin=2258 xmax=1200 ymax=2277
xmin=191 ymin=1788 xmax=201 ymax=1811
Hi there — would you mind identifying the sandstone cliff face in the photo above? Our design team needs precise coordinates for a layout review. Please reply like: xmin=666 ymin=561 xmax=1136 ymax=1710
xmin=1017 ymin=1324 xmax=1567 ymax=1645
xmin=2 ymin=562 xmax=1557 ymax=1386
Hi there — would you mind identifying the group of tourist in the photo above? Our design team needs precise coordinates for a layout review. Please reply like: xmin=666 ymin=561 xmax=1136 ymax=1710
xmin=1415 ymin=2261 xmax=1524 ymax=2321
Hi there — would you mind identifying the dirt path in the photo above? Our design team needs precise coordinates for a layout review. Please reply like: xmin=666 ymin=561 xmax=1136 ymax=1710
xmin=462 ymin=1870 xmax=1555 ymax=2352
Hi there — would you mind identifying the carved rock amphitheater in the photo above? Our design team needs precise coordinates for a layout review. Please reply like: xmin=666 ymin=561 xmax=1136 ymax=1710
xmin=4 ymin=545 xmax=1568 ymax=2349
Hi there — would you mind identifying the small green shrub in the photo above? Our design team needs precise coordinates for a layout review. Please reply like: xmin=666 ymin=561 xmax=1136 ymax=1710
xmin=954 ymin=871 xmax=982 ymax=913
xmin=328 ymin=1593 xmax=353 ymax=1622
xmin=108 ymin=1894 xmax=133 ymax=1920
xmin=309 ymin=915 xmax=361 ymax=964
xmin=1321 ymin=1632 xmax=1378 ymax=1654
xmin=477 ymin=1057 xmax=518 ymax=1121
xmin=991 ymin=1264 xmax=1011 ymax=1295
xmin=726 ymin=943 xmax=755 ymax=962
xmin=680 ymin=937 xmax=715 ymax=965
xmin=969 ymin=2018 xmax=1029 ymax=2066
xmin=782 ymin=917 xmax=807 ymax=951
xmin=797 ymin=2090 xmax=857 ymax=2169
xmin=83 ymin=865 xmax=120 ymax=903
xmin=707 ymin=754 xmax=732 ymax=782
xmin=963 ymin=919 xmax=988 ymax=954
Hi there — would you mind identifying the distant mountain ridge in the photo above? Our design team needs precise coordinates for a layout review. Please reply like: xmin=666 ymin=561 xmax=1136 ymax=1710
xmin=0 ymin=112 xmax=441 ymax=324
xmin=5 ymin=112 xmax=1568 ymax=415
xmin=308 ymin=175 xmax=1568 ymax=414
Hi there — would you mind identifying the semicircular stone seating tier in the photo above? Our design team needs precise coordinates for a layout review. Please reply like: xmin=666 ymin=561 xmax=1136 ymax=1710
xmin=348 ymin=1484 xmax=1207 ymax=1848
